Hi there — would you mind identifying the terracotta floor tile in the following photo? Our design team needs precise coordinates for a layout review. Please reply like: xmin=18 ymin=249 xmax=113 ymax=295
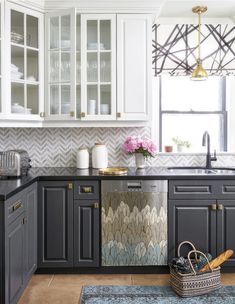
xmin=132 ymin=274 xmax=170 ymax=286
xmin=221 ymin=273 xmax=235 ymax=285
xmin=50 ymin=274 xmax=132 ymax=287
xmin=19 ymin=285 xmax=82 ymax=304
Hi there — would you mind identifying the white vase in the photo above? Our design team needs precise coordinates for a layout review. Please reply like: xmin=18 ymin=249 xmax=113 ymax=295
xmin=135 ymin=153 xmax=146 ymax=169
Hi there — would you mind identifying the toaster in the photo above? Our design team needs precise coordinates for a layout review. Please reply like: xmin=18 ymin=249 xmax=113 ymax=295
xmin=0 ymin=150 xmax=31 ymax=177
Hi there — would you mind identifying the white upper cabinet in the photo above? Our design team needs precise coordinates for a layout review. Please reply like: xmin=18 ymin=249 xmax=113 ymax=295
xmin=117 ymin=14 xmax=152 ymax=121
xmin=5 ymin=2 xmax=44 ymax=119
xmin=45 ymin=12 xmax=116 ymax=121
xmin=80 ymin=14 xmax=116 ymax=120
xmin=45 ymin=9 xmax=76 ymax=120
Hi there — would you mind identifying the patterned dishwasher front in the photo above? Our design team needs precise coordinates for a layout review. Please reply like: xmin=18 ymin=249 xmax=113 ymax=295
xmin=101 ymin=180 xmax=168 ymax=266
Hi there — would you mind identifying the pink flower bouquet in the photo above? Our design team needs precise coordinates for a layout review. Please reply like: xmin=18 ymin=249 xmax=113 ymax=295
xmin=123 ymin=136 xmax=157 ymax=158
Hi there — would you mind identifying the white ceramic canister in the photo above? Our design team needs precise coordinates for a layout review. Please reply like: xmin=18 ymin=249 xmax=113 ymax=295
xmin=76 ymin=147 xmax=89 ymax=169
xmin=92 ymin=143 xmax=108 ymax=169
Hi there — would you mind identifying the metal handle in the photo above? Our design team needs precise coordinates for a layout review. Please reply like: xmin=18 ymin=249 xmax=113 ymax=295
xmin=93 ymin=202 xmax=99 ymax=209
xmin=40 ymin=112 xmax=45 ymax=118
xmin=70 ymin=111 xmax=75 ymax=117
xmin=12 ymin=201 xmax=22 ymax=212
xmin=82 ymin=186 xmax=93 ymax=193
xmin=117 ymin=112 xmax=122 ymax=118
xmin=22 ymin=217 xmax=27 ymax=225
xmin=217 ymin=204 xmax=223 ymax=210
xmin=81 ymin=112 xmax=86 ymax=118
xmin=68 ymin=183 xmax=73 ymax=190
xmin=211 ymin=203 xmax=217 ymax=211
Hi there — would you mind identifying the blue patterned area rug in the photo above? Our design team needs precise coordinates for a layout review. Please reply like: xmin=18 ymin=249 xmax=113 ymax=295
xmin=80 ymin=285 xmax=235 ymax=304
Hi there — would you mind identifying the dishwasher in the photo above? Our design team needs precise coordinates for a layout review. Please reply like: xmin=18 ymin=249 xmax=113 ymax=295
xmin=101 ymin=180 xmax=167 ymax=266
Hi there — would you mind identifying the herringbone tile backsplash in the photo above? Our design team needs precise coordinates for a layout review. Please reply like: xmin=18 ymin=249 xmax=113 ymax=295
xmin=0 ymin=128 xmax=234 ymax=168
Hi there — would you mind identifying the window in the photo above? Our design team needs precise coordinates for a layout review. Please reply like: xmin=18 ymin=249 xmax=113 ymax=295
xmin=159 ymin=76 xmax=227 ymax=152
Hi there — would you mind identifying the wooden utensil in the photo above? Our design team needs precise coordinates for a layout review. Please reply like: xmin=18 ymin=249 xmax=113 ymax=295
xmin=199 ymin=249 xmax=233 ymax=272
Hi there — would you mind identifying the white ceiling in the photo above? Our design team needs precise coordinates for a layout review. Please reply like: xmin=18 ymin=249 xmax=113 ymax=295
xmin=159 ymin=0 xmax=235 ymax=19
xmin=19 ymin=0 xmax=235 ymax=20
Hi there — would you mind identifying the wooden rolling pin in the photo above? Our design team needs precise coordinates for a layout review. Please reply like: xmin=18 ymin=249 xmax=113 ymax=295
xmin=199 ymin=249 xmax=233 ymax=272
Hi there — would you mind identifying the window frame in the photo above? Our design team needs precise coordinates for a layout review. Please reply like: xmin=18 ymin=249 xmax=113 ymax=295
xmin=158 ymin=76 xmax=228 ymax=152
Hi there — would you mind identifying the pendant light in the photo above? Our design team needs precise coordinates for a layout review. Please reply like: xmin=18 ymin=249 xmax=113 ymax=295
xmin=191 ymin=6 xmax=208 ymax=80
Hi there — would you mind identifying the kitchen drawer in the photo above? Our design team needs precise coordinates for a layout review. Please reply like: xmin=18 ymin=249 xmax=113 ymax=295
xmin=168 ymin=180 xmax=219 ymax=199
xmin=217 ymin=180 xmax=235 ymax=199
xmin=74 ymin=181 xmax=99 ymax=200
xmin=5 ymin=191 xmax=25 ymax=225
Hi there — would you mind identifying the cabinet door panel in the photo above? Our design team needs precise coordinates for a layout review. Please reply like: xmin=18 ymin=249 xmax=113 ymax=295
xmin=74 ymin=200 xmax=100 ymax=267
xmin=24 ymin=184 xmax=37 ymax=280
xmin=217 ymin=200 xmax=235 ymax=266
xmin=168 ymin=200 xmax=216 ymax=261
xmin=117 ymin=14 xmax=151 ymax=121
xmin=5 ymin=213 xmax=24 ymax=304
xmin=38 ymin=182 xmax=73 ymax=267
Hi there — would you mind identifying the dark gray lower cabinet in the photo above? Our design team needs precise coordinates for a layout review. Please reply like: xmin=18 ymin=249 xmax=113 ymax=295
xmin=169 ymin=180 xmax=235 ymax=267
xmin=217 ymin=200 xmax=235 ymax=266
xmin=74 ymin=200 xmax=100 ymax=267
xmin=5 ymin=212 xmax=25 ymax=304
xmin=168 ymin=199 xmax=217 ymax=260
xmin=24 ymin=184 xmax=37 ymax=280
xmin=4 ymin=182 xmax=37 ymax=304
xmin=38 ymin=181 xmax=73 ymax=268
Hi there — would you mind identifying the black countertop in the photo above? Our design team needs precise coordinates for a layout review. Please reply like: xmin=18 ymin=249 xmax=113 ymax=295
xmin=1 ymin=166 xmax=235 ymax=200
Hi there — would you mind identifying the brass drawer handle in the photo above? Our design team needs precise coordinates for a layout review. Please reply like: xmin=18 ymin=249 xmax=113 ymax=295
xmin=117 ymin=112 xmax=122 ymax=118
xmin=82 ymin=186 xmax=93 ymax=193
xmin=93 ymin=202 xmax=99 ymax=209
xmin=81 ymin=112 xmax=86 ymax=118
xmin=211 ymin=203 xmax=217 ymax=211
xmin=40 ymin=112 xmax=45 ymax=117
xmin=70 ymin=111 xmax=75 ymax=117
xmin=217 ymin=204 xmax=223 ymax=210
xmin=68 ymin=183 xmax=73 ymax=190
xmin=12 ymin=201 xmax=22 ymax=212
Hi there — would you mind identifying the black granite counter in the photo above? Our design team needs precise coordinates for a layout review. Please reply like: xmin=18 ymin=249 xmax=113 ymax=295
xmin=1 ymin=166 xmax=235 ymax=200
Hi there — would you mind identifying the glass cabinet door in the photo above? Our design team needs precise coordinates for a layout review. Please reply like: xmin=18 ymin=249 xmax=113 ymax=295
xmin=9 ymin=5 xmax=42 ymax=116
xmin=80 ymin=14 xmax=116 ymax=120
xmin=46 ymin=10 xmax=76 ymax=119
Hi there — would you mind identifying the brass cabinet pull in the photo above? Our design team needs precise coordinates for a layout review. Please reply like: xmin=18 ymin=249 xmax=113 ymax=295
xmin=217 ymin=204 xmax=223 ymax=211
xmin=211 ymin=203 xmax=217 ymax=211
xmin=82 ymin=186 xmax=93 ymax=193
xmin=70 ymin=111 xmax=75 ymax=117
xmin=117 ymin=112 xmax=122 ymax=118
xmin=81 ymin=112 xmax=86 ymax=118
xmin=40 ymin=112 xmax=45 ymax=118
xmin=93 ymin=202 xmax=99 ymax=209
xmin=12 ymin=201 xmax=22 ymax=212
xmin=68 ymin=183 xmax=73 ymax=190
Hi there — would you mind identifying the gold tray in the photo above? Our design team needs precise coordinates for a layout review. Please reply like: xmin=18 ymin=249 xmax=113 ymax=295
xmin=99 ymin=167 xmax=128 ymax=175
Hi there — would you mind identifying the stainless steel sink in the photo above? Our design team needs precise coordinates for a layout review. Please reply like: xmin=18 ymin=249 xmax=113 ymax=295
xmin=167 ymin=166 xmax=235 ymax=175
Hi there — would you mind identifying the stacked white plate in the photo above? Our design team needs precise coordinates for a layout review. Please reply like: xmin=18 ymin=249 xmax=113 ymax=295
xmin=11 ymin=64 xmax=23 ymax=80
xmin=87 ymin=43 xmax=105 ymax=50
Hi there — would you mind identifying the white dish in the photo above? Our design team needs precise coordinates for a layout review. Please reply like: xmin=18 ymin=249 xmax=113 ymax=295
xmin=11 ymin=103 xmax=25 ymax=113
xmin=26 ymin=108 xmax=32 ymax=114
xmin=61 ymin=40 xmax=70 ymax=48
xmin=11 ymin=73 xmax=23 ymax=80
xmin=27 ymin=76 xmax=36 ymax=82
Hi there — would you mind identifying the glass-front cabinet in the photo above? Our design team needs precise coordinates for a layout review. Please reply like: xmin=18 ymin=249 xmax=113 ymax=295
xmin=80 ymin=14 xmax=116 ymax=120
xmin=45 ymin=10 xmax=76 ymax=119
xmin=45 ymin=11 xmax=116 ymax=120
xmin=6 ymin=3 xmax=43 ymax=118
